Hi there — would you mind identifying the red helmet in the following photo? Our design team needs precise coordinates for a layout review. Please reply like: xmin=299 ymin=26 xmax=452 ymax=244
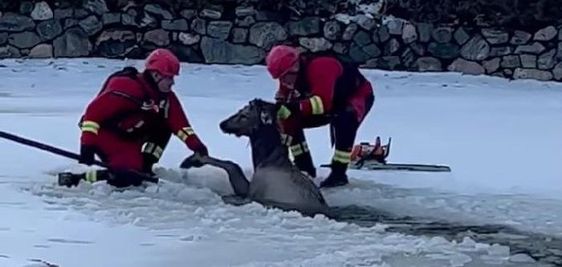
xmin=145 ymin=48 xmax=180 ymax=77
xmin=265 ymin=45 xmax=299 ymax=79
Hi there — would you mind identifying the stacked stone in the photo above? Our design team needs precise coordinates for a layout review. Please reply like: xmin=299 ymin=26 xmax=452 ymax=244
xmin=1 ymin=0 xmax=561 ymax=81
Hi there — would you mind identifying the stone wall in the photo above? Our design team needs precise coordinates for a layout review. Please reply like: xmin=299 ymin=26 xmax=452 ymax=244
xmin=1 ymin=0 xmax=562 ymax=81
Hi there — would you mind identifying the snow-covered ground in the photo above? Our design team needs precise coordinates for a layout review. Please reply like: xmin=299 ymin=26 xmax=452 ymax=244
xmin=0 ymin=58 xmax=560 ymax=267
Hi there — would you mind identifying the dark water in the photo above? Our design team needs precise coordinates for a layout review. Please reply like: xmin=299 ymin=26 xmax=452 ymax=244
xmin=327 ymin=205 xmax=562 ymax=267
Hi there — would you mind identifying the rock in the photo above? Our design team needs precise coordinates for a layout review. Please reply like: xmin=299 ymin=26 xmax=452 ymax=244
xmin=363 ymin=43 xmax=381 ymax=57
xmin=85 ymin=0 xmax=108 ymax=16
xmin=95 ymin=29 xmax=137 ymax=57
xmin=8 ymin=31 xmax=41 ymax=49
xmin=168 ymin=44 xmax=203 ymax=63
xmin=514 ymin=42 xmax=545 ymax=54
xmin=73 ymin=9 xmax=89 ymax=19
xmin=373 ymin=25 xmax=390 ymax=43
xmin=402 ymin=23 xmax=417 ymax=44
xmin=428 ymin=42 xmax=460 ymax=59
xmin=490 ymin=46 xmax=512 ymax=57
xmin=102 ymin=13 xmax=121 ymax=25
xmin=349 ymin=43 xmax=370 ymax=62
xmin=0 ymin=33 xmax=7 ymax=45
xmin=145 ymin=4 xmax=172 ymax=20
xmin=288 ymin=17 xmax=320 ymax=36
xmin=432 ymin=27 xmax=453 ymax=43
xmin=385 ymin=17 xmax=403 ymax=35
xmin=323 ymin=20 xmax=340 ymax=41
xmin=364 ymin=56 xmax=401 ymax=70
xmin=461 ymin=35 xmax=490 ymax=61
xmin=454 ymin=27 xmax=470 ymax=45
xmin=235 ymin=6 xmax=255 ymax=17
xmin=0 ymin=45 xmax=21 ymax=58
xmin=385 ymin=38 xmax=401 ymax=55
xmin=79 ymin=15 xmax=103 ymax=36
xmin=200 ymin=9 xmax=221 ymax=20
xmin=249 ymin=22 xmax=287 ymax=50
xmin=232 ymin=28 xmax=248 ymax=44
xmin=410 ymin=42 xmax=425 ymax=56
xmin=558 ymin=42 xmax=562 ymax=60
xmin=299 ymin=37 xmax=332 ymax=52
xmin=64 ymin=18 xmax=79 ymax=29
xmin=144 ymin=29 xmax=170 ymax=47
xmin=31 ymin=1 xmax=53 ymax=21
xmin=200 ymin=37 xmax=265 ymax=65
xmin=481 ymin=29 xmax=509 ymax=44
xmin=553 ymin=62 xmax=562 ymax=80
xmin=511 ymin=30 xmax=532 ymax=45
xmin=342 ymin=23 xmax=358 ymax=41
xmin=414 ymin=57 xmax=442 ymax=71
xmin=401 ymin=47 xmax=415 ymax=68
xmin=513 ymin=68 xmax=553 ymax=81
xmin=121 ymin=13 xmax=136 ymax=27
xmin=448 ymin=58 xmax=485 ymax=75
xmin=178 ymin=33 xmax=200 ymax=45
xmin=29 ymin=43 xmax=53 ymax=58
xmin=191 ymin=18 xmax=206 ymax=35
xmin=19 ymin=1 xmax=33 ymax=14
xmin=208 ymin=21 xmax=232 ymax=40
xmin=353 ymin=30 xmax=371 ymax=46
xmin=53 ymin=27 xmax=92 ymax=57
xmin=519 ymin=54 xmax=537 ymax=68
xmin=483 ymin=57 xmax=500 ymax=73
xmin=162 ymin=19 xmax=188 ymax=31
xmin=236 ymin=16 xmax=255 ymax=27
xmin=501 ymin=55 xmax=521 ymax=68
xmin=255 ymin=10 xmax=284 ymax=22
xmin=37 ymin=20 xmax=62 ymax=41
xmin=417 ymin=22 xmax=433 ymax=42
xmin=534 ymin=26 xmax=557 ymax=41
xmin=0 ymin=13 xmax=35 ymax=32
xmin=332 ymin=42 xmax=347 ymax=54
xmin=356 ymin=15 xmax=375 ymax=31
xmin=54 ymin=8 xmax=73 ymax=20
xmin=180 ymin=9 xmax=197 ymax=20
xmin=538 ymin=49 xmax=556 ymax=69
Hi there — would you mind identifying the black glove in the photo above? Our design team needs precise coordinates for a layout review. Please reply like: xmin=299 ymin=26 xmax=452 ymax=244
xmin=79 ymin=145 xmax=96 ymax=165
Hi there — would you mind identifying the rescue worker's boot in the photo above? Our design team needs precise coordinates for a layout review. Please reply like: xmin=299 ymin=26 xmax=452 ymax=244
xmin=293 ymin=152 xmax=316 ymax=178
xmin=320 ymin=161 xmax=349 ymax=188
xmin=58 ymin=169 xmax=148 ymax=188
xmin=141 ymin=153 xmax=159 ymax=175
xmin=57 ymin=169 xmax=111 ymax=187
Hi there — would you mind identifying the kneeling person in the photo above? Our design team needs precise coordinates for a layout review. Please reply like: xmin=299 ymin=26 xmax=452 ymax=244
xmin=59 ymin=49 xmax=209 ymax=187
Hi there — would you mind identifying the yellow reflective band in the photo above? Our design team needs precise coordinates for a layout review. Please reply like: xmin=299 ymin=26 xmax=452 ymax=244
xmin=277 ymin=105 xmax=291 ymax=120
xmin=177 ymin=127 xmax=195 ymax=142
xmin=280 ymin=134 xmax=293 ymax=146
xmin=153 ymin=146 xmax=164 ymax=159
xmin=85 ymin=170 xmax=97 ymax=183
xmin=290 ymin=144 xmax=304 ymax=156
xmin=309 ymin=96 xmax=324 ymax=115
xmin=81 ymin=121 xmax=100 ymax=135
xmin=142 ymin=142 xmax=156 ymax=154
xmin=332 ymin=150 xmax=351 ymax=164
xmin=176 ymin=130 xmax=188 ymax=141
xmin=183 ymin=127 xmax=195 ymax=135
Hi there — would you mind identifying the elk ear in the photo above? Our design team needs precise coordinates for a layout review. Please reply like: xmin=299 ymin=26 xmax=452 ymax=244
xmin=260 ymin=110 xmax=273 ymax=125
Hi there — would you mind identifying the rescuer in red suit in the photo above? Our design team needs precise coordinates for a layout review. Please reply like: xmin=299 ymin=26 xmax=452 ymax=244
xmin=266 ymin=45 xmax=375 ymax=188
xmin=60 ymin=48 xmax=209 ymax=188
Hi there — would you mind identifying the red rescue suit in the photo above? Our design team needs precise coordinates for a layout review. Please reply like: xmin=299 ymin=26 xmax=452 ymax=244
xmin=79 ymin=67 xmax=206 ymax=172
xmin=276 ymin=54 xmax=374 ymax=179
